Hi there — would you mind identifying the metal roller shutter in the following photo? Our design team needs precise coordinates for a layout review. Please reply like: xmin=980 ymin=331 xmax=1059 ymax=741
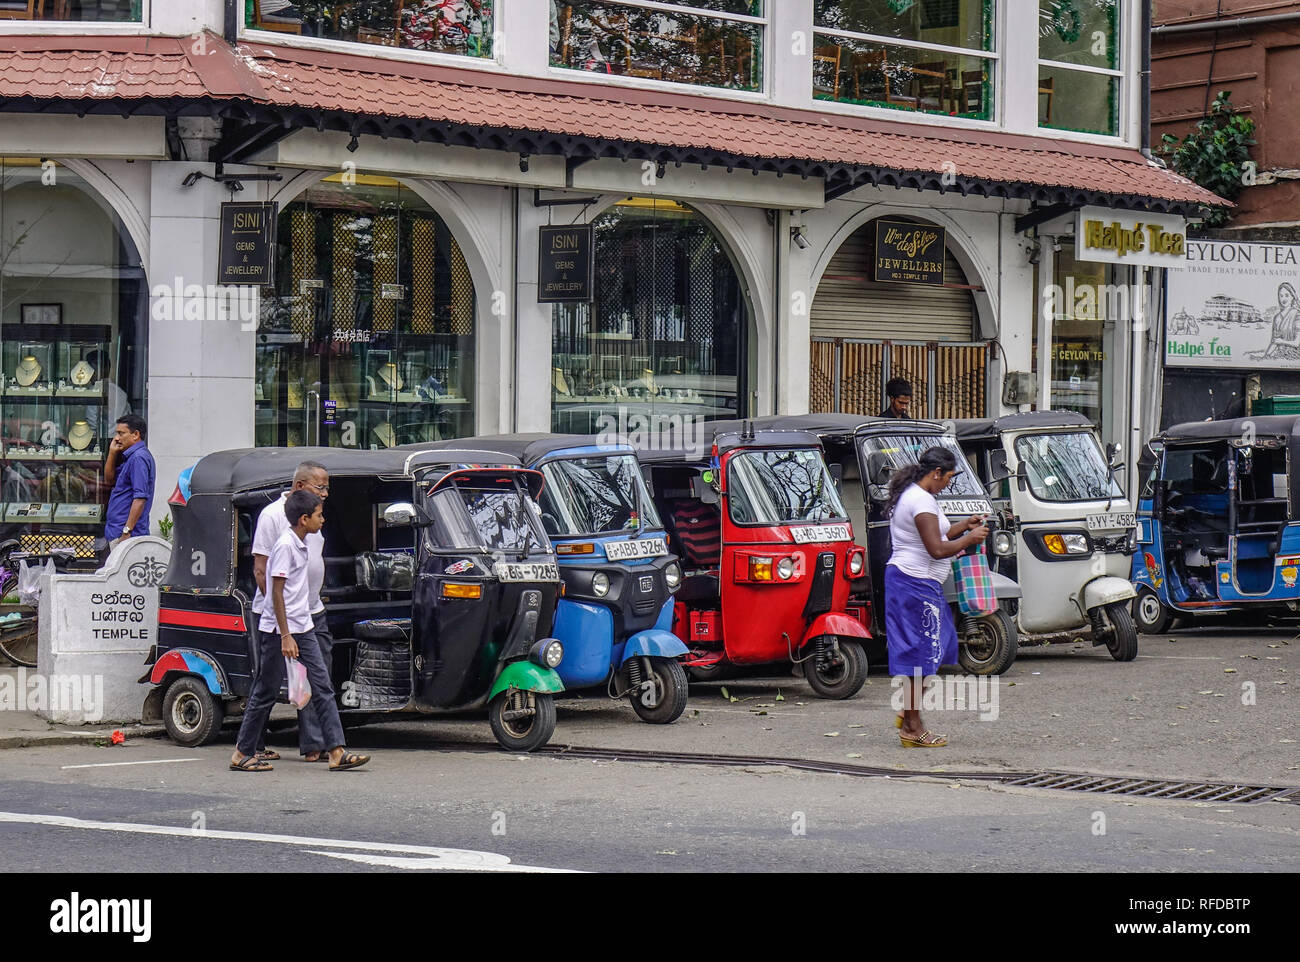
xmin=811 ymin=222 xmax=977 ymax=341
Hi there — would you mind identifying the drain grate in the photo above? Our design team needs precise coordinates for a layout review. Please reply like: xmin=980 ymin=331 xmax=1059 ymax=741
xmin=1004 ymin=772 xmax=1295 ymax=804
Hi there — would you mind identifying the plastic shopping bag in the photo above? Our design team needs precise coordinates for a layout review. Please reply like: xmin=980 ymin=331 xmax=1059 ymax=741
xmin=951 ymin=548 xmax=997 ymax=616
xmin=285 ymin=656 xmax=312 ymax=710
xmin=16 ymin=559 xmax=54 ymax=606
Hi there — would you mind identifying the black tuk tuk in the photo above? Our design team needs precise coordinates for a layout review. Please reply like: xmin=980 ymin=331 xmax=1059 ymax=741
xmin=141 ymin=446 xmax=566 ymax=752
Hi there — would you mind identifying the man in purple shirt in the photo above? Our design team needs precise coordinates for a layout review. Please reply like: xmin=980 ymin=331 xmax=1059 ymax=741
xmin=104 ymin=414 xmax=155 ymax=548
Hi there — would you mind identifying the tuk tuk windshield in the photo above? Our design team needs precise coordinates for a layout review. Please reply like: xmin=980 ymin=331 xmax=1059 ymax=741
xmin=1014 ymin=431 xmax=1123 ymax=502
xmin=858 ymin=435 xmax=985 ymax=498
xmin=538 ymin=454 xmax=663 ymax=537
xmin=425 ymin=484 xmax=551 ymax=555
xmin=727 ymin=449 xmax=848 ymax=525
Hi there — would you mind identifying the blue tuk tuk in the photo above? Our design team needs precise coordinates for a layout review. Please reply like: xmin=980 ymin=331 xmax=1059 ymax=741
xmin=1132 ymin=415 xmax=1300 ymax=632
xmin=427 ymin=435 xmax=690 ymax=723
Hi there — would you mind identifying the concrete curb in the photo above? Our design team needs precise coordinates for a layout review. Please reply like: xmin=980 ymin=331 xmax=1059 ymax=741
xmin=0 ymin=724 xmax=167 ymax=750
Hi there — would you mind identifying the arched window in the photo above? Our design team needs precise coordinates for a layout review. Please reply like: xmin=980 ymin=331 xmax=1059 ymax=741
xmin=551 ymin=198 xmax=748 ymax=433
xmin=257 ymin=175 xmax=476 ymax=449
xmin=0 ymin=159 xmax=147 ymax=556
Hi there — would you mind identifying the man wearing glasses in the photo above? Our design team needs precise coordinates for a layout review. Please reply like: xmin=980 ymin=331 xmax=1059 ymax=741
xmin=250 ymin=460 xmax=335 ymax=763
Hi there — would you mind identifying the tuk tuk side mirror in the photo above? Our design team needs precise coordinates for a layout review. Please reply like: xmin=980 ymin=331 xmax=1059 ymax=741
xmin=866 ymin=454 xmax=893 ymax=486
xmin=868 ymin=483 xmax=890 ymax=503
xmin=1105 ymin=442 xmax=1119 ymax=467
xmin=828 ymin=461 xmax=843 ymax=494
xmin=691 ymin=473 xmax=720 ymax=505
xmin=383 ymin=502 xmax=418 ymax=526
xmin=988 ymin=448 xmax=1011 ymax=482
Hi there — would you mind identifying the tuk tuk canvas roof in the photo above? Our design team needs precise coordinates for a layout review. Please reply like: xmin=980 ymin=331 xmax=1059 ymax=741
xmin=423 ymin=434 xmax=632 ymax=465
xmin=1159 ymin=416 xmax=1300 ymax=444
xmin=951 ymin=411 xmax=1094 ymax=440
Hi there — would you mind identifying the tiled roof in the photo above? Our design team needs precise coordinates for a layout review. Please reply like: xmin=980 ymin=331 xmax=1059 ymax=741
xmin=0 ymin=32 xmax=1225 ymax=212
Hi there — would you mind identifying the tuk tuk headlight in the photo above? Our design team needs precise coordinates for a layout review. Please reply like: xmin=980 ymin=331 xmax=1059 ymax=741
xmin=530 ymin=639 xmax=563 ymax=669
xmin=1043 ymin=533 xmax=1090 ymax=555
xmin=664 ymin=562 xmax=682 ymax=590
xmin=993 ymin=531 xmax=1015 ymax=557
xmin=848 ymin=550 xmax=864 ymax=576
xmin=591 ymin=572 xmax=611 ymax=597
xmin=776 ymin=557 xmax=795 ymax=580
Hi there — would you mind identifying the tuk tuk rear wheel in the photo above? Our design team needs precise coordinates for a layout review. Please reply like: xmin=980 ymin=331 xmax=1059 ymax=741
xmin=1133 ymin=588 xmax=1173 ymax=635
xmin=958 ymin=609 xmax=1018 ymax=676
xmin=162 ymin=677 xmax=225 ymax=747
xmin=488 ymin=690 xmax=556 ymax=753
xmin=629 ymin=657 xmax=689 ymax=724
xmin=803 ymin=637 xmax=868 ymax=699
xmin=1102 ymin=603 xmax=1139 ymax=661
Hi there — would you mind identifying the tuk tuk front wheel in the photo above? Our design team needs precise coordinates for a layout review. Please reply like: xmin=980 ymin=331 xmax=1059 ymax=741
xmin=628 ymin=657 xmax=689 ymax=724
xmin=802 ymin=637 xmax=868 ymax=699
xmin=1102 ymin=603 xmax=1139 ymax=661
xmin=1133 ymin=588 xmax=1173 ymax=635
xmin=488 ymin=690 xmax=556 ymax=753
xmin=161 ymin=677 xmax=225 ymax=747
xmin=957 ymin=609 xmax=1018 ymax=675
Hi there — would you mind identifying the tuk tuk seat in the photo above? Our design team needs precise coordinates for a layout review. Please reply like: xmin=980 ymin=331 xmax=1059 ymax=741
xmin=676 ymin=572 xmax=720 ymax=604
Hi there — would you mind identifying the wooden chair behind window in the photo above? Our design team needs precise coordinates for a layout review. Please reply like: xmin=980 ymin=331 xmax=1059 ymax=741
xmin=0 ymin=1 xmax=41 ymax=19
xmin=252 ymin=0 xmax=304 ymax=34
xmin=912 ymin=61 xmax=952 ymax=112
xmin=359 ymin=0 xmax=406 ymax=46
xmin=812 ymin=44 xmax=843 ymax=99
xmin=851 ymin=49 xmax=916 ymax=107
xmin=1039 ymin=76 xmax=1054 ymax=124
xmin=958 ymin=69 xmax=985 ymax=116
xmin=625 ymin=18 xmax=698 ymax=80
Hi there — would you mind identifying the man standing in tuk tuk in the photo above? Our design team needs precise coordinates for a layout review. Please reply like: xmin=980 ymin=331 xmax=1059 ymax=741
xmin=249 ymin=461 xmax=335 ymax=764
xmin=879 ymin=379 xmax=913 ymax=419
xmin=231 ymin=489 xmax=369 ymax=772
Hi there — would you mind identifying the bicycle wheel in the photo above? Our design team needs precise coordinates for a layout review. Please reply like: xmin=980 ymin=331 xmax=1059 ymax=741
xmin=0 ymin=617 xmax=37 ymax=668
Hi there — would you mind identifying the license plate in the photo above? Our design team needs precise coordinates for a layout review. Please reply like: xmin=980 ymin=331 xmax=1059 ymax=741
xmin=493 ymin=562 xmax=560 ymax=582
xmin=604 ymin=538 xmax=667 ymax=561
xmin=941 ymin=499 xmax=992 ymax=515
xmin=791 ymin=523 xmax=852 ymax=544
xmin=1087 ymin=512 xmax=1135 ymax=531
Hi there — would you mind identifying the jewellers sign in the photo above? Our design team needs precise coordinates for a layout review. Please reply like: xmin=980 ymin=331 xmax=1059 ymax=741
xmin=217 ymin=202 xmax=277 ymax=286
xmin=874 ymin=220 xmax=945 ymax=285
xmin=538 ymin=225 xmax=594 ymax=302
xmin=1074 ymin=206 xmax=1186 ymax=267
xmin=1165 ymin=239 xmax=1300 ymax=369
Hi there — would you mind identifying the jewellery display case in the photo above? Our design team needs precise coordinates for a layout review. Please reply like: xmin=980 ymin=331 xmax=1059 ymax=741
xmin=1 ymin=323 xmax=113 ymax=547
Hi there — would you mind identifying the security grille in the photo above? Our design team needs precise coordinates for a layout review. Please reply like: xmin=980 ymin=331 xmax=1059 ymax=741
xmin=812 ymin=338 xmax=989 ymax=419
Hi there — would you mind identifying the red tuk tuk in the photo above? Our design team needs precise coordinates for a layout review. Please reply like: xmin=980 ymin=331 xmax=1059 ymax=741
xmin=639 ymin=421 xmax=871 ymax=698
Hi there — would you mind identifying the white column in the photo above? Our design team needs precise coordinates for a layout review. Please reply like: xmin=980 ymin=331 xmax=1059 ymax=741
xmin=151 ymin=0 xmax=225 ymax=36
xmin=771 ymin=0 xmax=813 ymax=111
xmin=514 ymin=189 xmax=555 ymax=432
xmin=779 ymin=209 xmax=815 ymax=415
xmin=997 ymin=212 xmax=1037 ymax=414
xmin=499 ymin=0 xmax=553 ymax=79
xmin=145 ymin=161 xmax=256 ymax=532
xmin=1001 ymin=0 xmax=1040 ymax=136
xmin=1035 ymin=238 xmax=1055 ymax=410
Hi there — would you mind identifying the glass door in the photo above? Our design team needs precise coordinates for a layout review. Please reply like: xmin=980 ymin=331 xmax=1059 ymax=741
xmin=256 ymin=175 xmax=476 ymax=450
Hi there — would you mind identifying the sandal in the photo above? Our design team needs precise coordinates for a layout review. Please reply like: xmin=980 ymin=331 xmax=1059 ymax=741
xmin=304 ymin=752 xmax=329 ymax=763
xmin=900 ymin=729 xmax=948 ymax=748
xmin=894 ymin=713 xmax=904 ymax=729
xmin=230 ymin=755 xmax=273 ymax=772
xmin=329 ymin=751 xmax=370 ymax=772
xmin=255 ymin=749 xmax=281 ymax=761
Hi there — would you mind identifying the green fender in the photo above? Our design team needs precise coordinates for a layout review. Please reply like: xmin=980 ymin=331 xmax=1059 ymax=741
xmin=489 ymin=661 xmax=565 ymax=701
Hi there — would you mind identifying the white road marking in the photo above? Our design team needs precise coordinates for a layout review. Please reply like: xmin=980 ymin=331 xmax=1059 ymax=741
xmin=61 ymin=758 xmax=204 ymax=770
xmin=0 ymin=810 xmax=577 ymax=873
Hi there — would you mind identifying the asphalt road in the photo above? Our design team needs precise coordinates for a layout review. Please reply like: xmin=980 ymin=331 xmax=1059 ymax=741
xmin=0 ymin=628 xmax=1297 ymax=874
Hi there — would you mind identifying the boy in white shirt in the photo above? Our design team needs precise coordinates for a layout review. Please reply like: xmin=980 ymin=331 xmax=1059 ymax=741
xmin=230 ymin=489 xmax=369 ymax=772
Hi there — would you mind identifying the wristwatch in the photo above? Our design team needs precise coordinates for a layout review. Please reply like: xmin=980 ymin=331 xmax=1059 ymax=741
xmin=122 ymin=527 xmax=132 ymax=537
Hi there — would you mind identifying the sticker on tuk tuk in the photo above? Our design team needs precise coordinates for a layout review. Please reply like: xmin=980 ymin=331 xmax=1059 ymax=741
xmin=791 ymin=523 xmax=852 ymax=544
xmin=445 ymin=559 xmax=476 ymax=575
xmin=1274 ymin=556 xmax=1300 ymax=567
xmin=604 ymin=538 xmax=667 ymax=561
xmin=493 ymin=562 xmax=560 ymax=583
xmin=939 ymin=499 xmax=992 ymax=516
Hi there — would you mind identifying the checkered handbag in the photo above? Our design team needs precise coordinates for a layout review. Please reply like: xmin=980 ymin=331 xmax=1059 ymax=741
xmin=952 ymin=548 xmax=997 ymax=616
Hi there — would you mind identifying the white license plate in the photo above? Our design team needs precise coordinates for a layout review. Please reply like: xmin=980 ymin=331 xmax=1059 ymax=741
xmin=791 ymin=523 xmax=852 ymax=544
xmin=604 ymin=538 xmax=668 ymax=561
xmin=1087 ymin=512 xmax=1136 ymax=531
xmin=493 ymin=562 xmax=560 ymax=582
xmin=941 ymin=499 xmax=992 ymax=515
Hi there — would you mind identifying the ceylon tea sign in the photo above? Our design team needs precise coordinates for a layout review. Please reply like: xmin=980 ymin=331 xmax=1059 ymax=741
xmin=1074 ymin=206 xmax=1187 ymax=267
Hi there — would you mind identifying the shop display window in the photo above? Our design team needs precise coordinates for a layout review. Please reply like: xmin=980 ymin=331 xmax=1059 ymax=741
xmin=551 ymin=198 xmax=747 ymax=433
xmin=551 ymin=1 xmax=765 ymax=92
xmin=245 ymin=0 xmax=494 ymax=59
xmin=0 ymin=159 xmax=145 ymax=556
xmin=257 ymin=174 xmax=476 ymax=450
xmin=813 ymin=0 xmax=995 ymax=120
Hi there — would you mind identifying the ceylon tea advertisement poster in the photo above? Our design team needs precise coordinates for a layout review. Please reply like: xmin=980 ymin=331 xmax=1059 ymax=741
xmin=1165 ymin=239 xmax=1300 ymax=368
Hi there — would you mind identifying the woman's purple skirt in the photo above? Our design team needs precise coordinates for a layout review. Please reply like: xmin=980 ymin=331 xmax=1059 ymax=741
xmin=884 ymin=564 xmax=959 ymax=676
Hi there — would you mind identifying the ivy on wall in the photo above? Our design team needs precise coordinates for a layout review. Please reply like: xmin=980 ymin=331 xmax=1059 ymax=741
xmin=1157 ymin=90 xmax=1256 ymax=227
